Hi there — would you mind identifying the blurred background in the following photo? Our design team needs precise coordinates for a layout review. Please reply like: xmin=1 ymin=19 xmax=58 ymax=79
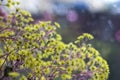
xmin=1 ymin=0 xmax=120 ymax=80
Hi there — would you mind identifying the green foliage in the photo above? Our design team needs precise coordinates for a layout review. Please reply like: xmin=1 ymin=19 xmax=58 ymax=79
xmin=0 ymin=0 xmax=109 ymax=80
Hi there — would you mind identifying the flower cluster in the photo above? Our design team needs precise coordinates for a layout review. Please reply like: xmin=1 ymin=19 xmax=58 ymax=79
xmin=0 ymin=0 xmax=109 ymax=80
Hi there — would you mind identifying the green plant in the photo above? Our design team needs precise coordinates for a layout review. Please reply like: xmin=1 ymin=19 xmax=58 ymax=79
xmin=0 ymin=0 xmax=109 ymax=80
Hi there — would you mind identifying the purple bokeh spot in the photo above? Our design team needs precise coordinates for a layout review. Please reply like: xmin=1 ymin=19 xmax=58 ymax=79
xmin=115 ymin=30 xmax=120 ymax=42
xmin=66 ymin=10 xmax=78 ymax=22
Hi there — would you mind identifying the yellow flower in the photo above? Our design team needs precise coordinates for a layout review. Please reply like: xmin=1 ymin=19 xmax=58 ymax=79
xmin=19 ymin=75 xmax=27 ymax=80
xmin=61 ymin=74 xmax=71 ymax=80
xmin=54 ymin=22 xmax=60 ymax=28
xmin=6 ymin=3 xmax=11 ymax=7
xmin=56 ymin=34 xmax=62 ymax=41
xmin=41 ymin=76 xmax=45 ymax=80
xmin=0 ymin=59 xmax=5 ymax=67
xmin=8 ymin=72 xmax=20 ymax=78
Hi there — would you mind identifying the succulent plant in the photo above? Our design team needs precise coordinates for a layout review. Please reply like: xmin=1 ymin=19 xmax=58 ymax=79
xmin=0 ymin=0 xmax=109 ymax=80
